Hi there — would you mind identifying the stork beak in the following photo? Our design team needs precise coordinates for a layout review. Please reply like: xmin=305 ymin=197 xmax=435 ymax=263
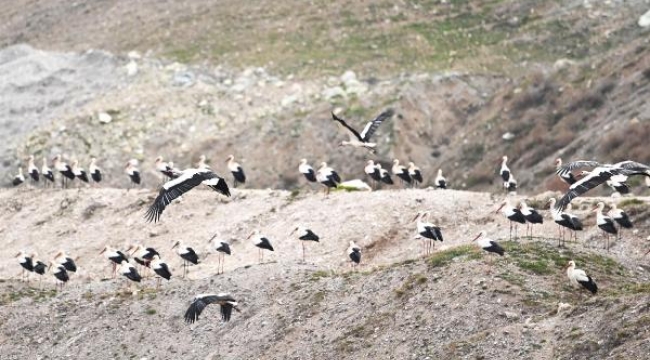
xmin=99 ymin=248 xmax=106 ymax=255
xmin=645 ymin=249 xmax=650 ymax=256
xmin=411 ymin=213 xmax=421 ymax=222
xmin=14 ymin=252 xmax=21 ymax=258
xmin=495 ymin=203 xmax=505 ymax=214
xmin=246 ymin=232 xmax=255 ymax=240
xmin=472 ymin=233 xmax=481 ymax=242
xmin=290 ymin=227 xmax=297 ymax=235
xmin=208 ymin=234 xmax=218 ymax=243
xmin=591 ymin=206 xmax=598 ymax=213
xmin=171 ymin=242 xmax=179 ymax=249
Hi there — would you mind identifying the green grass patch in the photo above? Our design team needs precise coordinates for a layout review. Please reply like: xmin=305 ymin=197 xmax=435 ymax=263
xmin=394 ymin=273 xmax=428 ymax=298
xmin=617 ymin=198 xmax=645 ymax=209
xmin=427 ymin=245 xmax=481 ymax=268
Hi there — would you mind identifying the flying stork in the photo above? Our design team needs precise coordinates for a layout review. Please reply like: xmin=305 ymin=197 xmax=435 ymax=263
xmin=291 ymin=226 xmax=320 ymax=262
xmin=299 ymin=159 xmax=317 ymax=183
xmin=27 ymin=155 xmax=39 ymax=183
xmin=435 ymin=169 xmax=447 ymax=189
xmin=184 ymin=293 xmax=240 ymax=323
xmin=249 ymin=230 xmax=274 ymax=264
xmin=144 ymin=167 xmax=230 ymax=223
xmin=209 ymin=234 xmax=231 ymax=274
xmin=407 ymin=162 xmax=423 ymax=187
xmin=172 ymin=241 xmax=199 ymax=278
xmin=226 ymin=155 xmax=246 ymax=187
xmin=554 ymin=158 xmax=578 ymax=185
xmin=316 ymin=162 xmax=341 ymax=195
xmin=566 ymin=260 xmax=598 ymax=294
xmin=331 ymin=108 xmax=394 ymax=152
xmin=412 ymin=211 xmax=443 ymax=256
xmin=593 ymin=202 xmax=617 ymax=250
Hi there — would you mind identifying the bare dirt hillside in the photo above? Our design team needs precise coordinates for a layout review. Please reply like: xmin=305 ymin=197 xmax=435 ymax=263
xmin=0 ymin=187 xmax=649 ymax=359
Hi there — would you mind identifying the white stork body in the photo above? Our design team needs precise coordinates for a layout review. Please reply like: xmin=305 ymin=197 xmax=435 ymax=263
xmin=172 ymin=241 xmax=199 ymax=278
xmin=41 ymin=157 xmax=55 ymax=186
xmin=316 ymin=162 xmax=341 ymax=195
xmin=144 ymin=167 xmax=230 ymax=222
xmin=435 ymin=169 xmax=446 ymax=189
xmin=53 ymin=251 xmax=77 ymax=274
xmin=392 ymin=159 xmax=412 ymax=187
xmin=209 ymin=235 xmax=232 ymax=274
xmin=408 ymin=162 xmax=423 ymax=188
xmin=554 ymin=158 xmax=578 ymax=185
xmin=609 ymin=203 xmax=632 ymax=239
xmin=413 ymin=212 xmax=443 ymax=256
xmin=16 ymin=251 xmax=34 ymax=282
xmin=364 ymin=160 xmax=381 ymax=189
xmin=12 ymin=168 xmax=25 ymax=187
xmin=89 ymin=158 xmax=102 ymax=184
xmin=496 ymin=199 xmax=526 ymax=240
xmin=53 ymin=155 xmax=75 ymax=188
xmin=518 ymin=200 xmax=544 ymax=239
xmin=150 ymin=255 xmax=172 ymax=287
xmin=471 ymin=231 xmax=505 ymax=268
xmin=71 ymin=160 xmax=89 ymax=184
xmin=593 ymin=202 xmax=617 ymax=250
xmin=184 ymin=293 xmax=240 ymax=323
xmin=125 ymin=160 xmax=141 ymax=188
xmin=376 ymin=163 xmax=393 ymax=185
xmin=291 ymin=226 xmax=320 ymax=262
xmin=119 ymin=260 xmax=142 ymax=285
xmin=299 ymin=159 xmax=317 ymax=183
xmin=566 ymin=260 xmax=598 ymax=294
xmin=226 ymin=155 xmax=246 ymax=187
xmin=50 ymin=262 xmax=69 ymax=290
xmin=347 ymin=241 xmax=361 ymax=269
xmin=250 ymin=231 xmax=274 ymax=264
xmin=27 ymin=155 xmax=39 ymax=183
xmin=100 ymin=246 xmax=129 ymax=278
xmin=331 ymin=109 xmax=394 ymax=152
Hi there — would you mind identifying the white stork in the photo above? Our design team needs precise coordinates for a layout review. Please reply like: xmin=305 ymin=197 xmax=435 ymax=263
xmin=547 ymin=198 xmax=583 ymax=247
xmin=27 ymin=155 xmax=39 ymax=183
xmin=144 ymin=167 xmax=230 ymax=223
xmin=53 ymin=251 xmax=77 ymax=274
xmin=89 ymin=157 xmax=102 ymax=185
xmin=407 ymin=162 xmax=423 ymax=188
xmin=609 ymin=203 xmax=632 ymax=239
xmin=291 ymin=226 xmax=320 ymax=262
xmin=566 ymin=260 xmax=598 ymax=294
xmin=392 ymin=159 xmax=412 ymax=187
xmin=499 ymin=155 xmax=516 ymax=192
xmin=554 ymin=158 xmax=578 ymax=185
xmin=49 ymin=261 xmax=69 ymax=290
xmin=495 ymin=199 xmax=526 ymax=240
xmin=331 ymin=108 xmax=394 ymax=152
xmin=119 ymin=260 xmax=142 ymax=286
xmin=150 ymin=255 xmax=172 ymax=287
xmin=196 ymin=155 xmax=211 ymax=170
xmin=412 ymin=211 xmax=443 ymax=256
xmin=249 ymin=230 xmax=274 ymax=264
xmin=125 ymin=159 xmax=141 ymax=188
xmin=299 ymin=159 xmax=317 ymax=183
xmin=16 ymin=251 xmax=34 ymax=282
xmin=593 ymin=202 xmax=617 ymax=250
xmin=347 ymin=240 xmax=361 ymax=269
xmin=554 ymin=160 xmax=650 ymax=211
xmin=53 ymin=155 xmax=75 ymax=188
xmin=209 ymin=234 xmax=231 ymax=274
xmin=155 ymin=156 xmax=179 ymax=181
xmin=376 ymin=163 xmax=393 ymax=185
xmin=100 ymin=245 xmax=129 ymax=278
xmin=471 ymin=231 xmax=505 ymax=267
xmin=364 ymin=160 xmax=381 ymax=189
xmin=435 ymin=169 xmax=447 ymax=189
xmin=41 ymin=157 xmax=55 ymax=187
xmin=316 ymin=162 xmax=341 ymax=195
xmin=172 ymin=241 xmax=199 ymax=278
xmin=12 ymin=167 xmax=25 ymax=187
xmin=32 ymin=256 xmax=47 ymax=287
xmin=71 ymin=159 xmax=89 ymax=184
xmin=518 ymin=200 xmax=544 ymax=239
xmin=226 ymin=155 xmax=246 ymax=187
xmin=127 ymin=244 xmax=160 ymax=276
xmin=184 ymin=293 xmax=240 ymax=323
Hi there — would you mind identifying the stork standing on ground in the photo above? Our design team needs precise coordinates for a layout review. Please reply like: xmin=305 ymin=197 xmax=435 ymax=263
xmin=348 ymin=241 xmax=361 ymax=269
xmin=364 ymin=160 xmax=381 ymax=189
xmin=331 ymin=108 xmax=394 ymax=152
xmin=209 ymin=235 xmax=231 ymax=274
xmin=249 ymin=230 xmax=274 ymax=264
xmin=144 ymin=167 xmax=230 ymax=223
xmin=172 ymin=241 xmax=199 ymax=278
xmin=609 ymin=203 xmax=633 ymax=240
xmin=435 ymin=169 xmax=447 ymax=189
xmin=554 ymin=160 xmax=650 ymax=211
xmin=376 ymin=163 xmax=393 ymax=185
xmin=32 ymin=256 xmax=46 ymax=288
xmin=471 ymin=231 xmax=505 ymax=268
xmin=518 ymin=200 xmax=544 ymax=239
xmin=16 ymin=251 xmax=34 ymax=282
xmin=53 ymin=155 xmax=75 ymax=188
xmin=125 ymin=160 xmax=141 ymax=189
xmin=12 ymin=168 xmax=25 ymax=187
xmin=100 ymin=246 xmax=129 ymax=278
xmin=42 ymin=157 xmax=54 ymax=187
xmin=566 ymin=260 xmax=598 ymax=294
xmin=118 ymin=260 xmax=142 ymax=287
xmin=53 ymin=251 xmax=77 ymax=274
xmin=412 ymin=211 xmax=443 ymax=256
xmin=89 ymin=158 xmax=102 ymax=185
xmin=496 ymin=199 xmax=526 ymax=240
xmin=150 ymin=255 xmax=171 ymax=288
xmin=392 ymin=159 xmax=412 ymax=187
xmin=547 ymin=198 xmax=582 ymax=247
xmin=226 ymin=155 xmax=246 ymax=188
xmin=316 ymin=162 xmax=341 ymax=195
xmin=49 ymin=262 xmax=69 ymax=290
xmin=184 ymin=293 xmax=240 ymax=323
xmin=291 ymin=226 xmax=320 ymax=262
xmin=27 ymin=155 xmax=39 ymax=184
xmin=71 ymin=159 xmax=89 ymax=184
xmin=127 ymin=244 xmax=160 ymax=277
xmin=299 ymin=159 xmax=317 ymax=183
xmin=593 ymin=202 xmax=617 ymax=250
xmin=408 ymin=162 xmax=423 ymax=188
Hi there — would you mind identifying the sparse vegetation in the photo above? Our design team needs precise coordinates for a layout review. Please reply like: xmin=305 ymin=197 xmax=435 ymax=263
xmin=427 ymin=245 xmax=481 ymax=268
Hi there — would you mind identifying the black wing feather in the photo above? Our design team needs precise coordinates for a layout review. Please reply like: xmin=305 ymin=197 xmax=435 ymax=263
xmin=331 ymin=112 xmax=363 ymax=141
xmin=359 ymin=109 xmax=394 ymax=141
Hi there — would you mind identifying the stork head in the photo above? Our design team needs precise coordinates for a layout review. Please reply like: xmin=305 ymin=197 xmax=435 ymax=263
xmin=501 ymin=155 xmax=508 ymax=163
xmin=375 ymin=163 xmax=382 ymax=169
xmin=408 ymin=162 xmax=415 ymax=168
xmin=546 ymin=198 xmax=556 ymax=208
xmin=392 ymin=159 xmax=399 ymax=165
xmin=155 ymin=156 xmax=163 ymax=164
xmin=299 ymin=158 xmax=307 ymax=165
xmin=90 ymin=157 xmax=97 ymax=164
xmin=554 ymin=158 xmax=562 ymax=167
xmin=339 ymin=140 xmax=350 ymax=147
xmin=319 ymin=162 xmax=328 ymax=169
xmin=438 ymin=169 xmax=443 ymax=176
xmin=27 ymin=155 xmax=34 ymax=162
xmin=565 ymin=260 xmax=576 ymax=270
xmin=366 ymin=160 xmax=374 ymax=166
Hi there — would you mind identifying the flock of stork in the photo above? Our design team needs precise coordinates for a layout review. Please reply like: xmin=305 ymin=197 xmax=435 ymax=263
xmin=10 ymin=108 xmax=650 ymax=323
